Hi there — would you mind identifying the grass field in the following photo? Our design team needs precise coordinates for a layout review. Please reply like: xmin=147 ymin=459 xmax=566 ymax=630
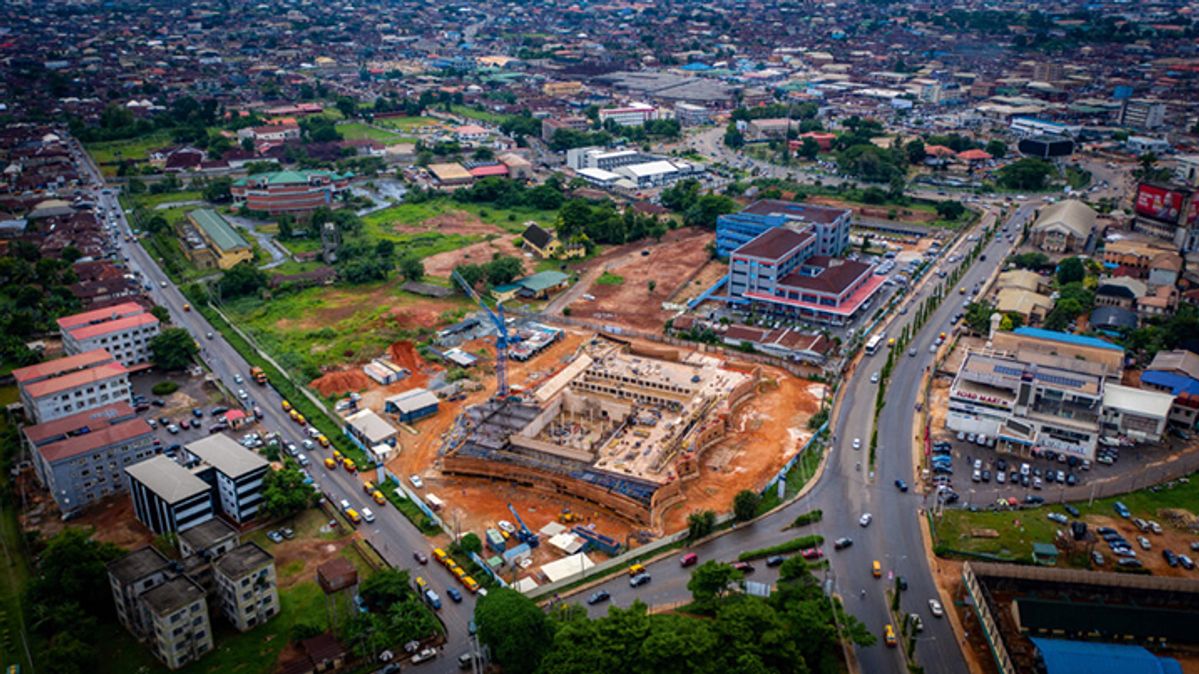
xmin=129 ymin=190 xmax=205 ymax=210
xmin=337 ymin=122 xmax=417 ymax=146
xmin=362 ymin=198 xmax=558 ymax=239
xmin=933 ymin=472 xmax=1199 ymax=561
xmin=448 ymin=104 xmax=506 ymax=124
xmin=596 ymin=272 xmax=624 ymax=286
xmin=373 ymin=116 xmax=443 ymax=132
xmin=86 ymin=130 xmax=174 ymax=168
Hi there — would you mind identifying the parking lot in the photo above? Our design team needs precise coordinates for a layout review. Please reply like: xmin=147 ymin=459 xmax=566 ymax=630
xmin=129 ymin=368 xmax=269 ymax=458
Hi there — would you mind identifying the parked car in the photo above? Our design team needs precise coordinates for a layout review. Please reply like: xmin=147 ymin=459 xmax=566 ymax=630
xmin=766 ymin=555 xmax=786 ymax=567
xmin=629 ymin=573 xmax=651 ymax=588
xmin=587 ymin=590 xmax=611 ymax=605
xmin=928 ymin=599 xmax=944 ymax=617
xmin=1047 ymin=513 xmax=1069 ymax=525
xmin=266 ymin=530 xmax=284 ymax=544
xmin=732 ymin=561 xmax=754 ymax=574
xmin=411 ymin=647 xmax=438 ymax=664
xmin=410 ymin=475 xmax=424 ymax=489
xmin=1064 ymin=505 xmax=1080 ymax=518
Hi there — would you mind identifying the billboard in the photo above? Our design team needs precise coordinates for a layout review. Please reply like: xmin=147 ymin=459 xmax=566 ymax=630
xmin=1190 ymin=199 xmax=1199 ymax=227
xmin=1135 ymin=183 xmax=1185 ymax=224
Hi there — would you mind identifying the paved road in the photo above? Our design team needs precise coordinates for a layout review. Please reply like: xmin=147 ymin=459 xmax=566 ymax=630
xmin=574 ymin=198 xmax=1035 ymax=673
xmin=73 ymin=141 xmax=475 ymax=674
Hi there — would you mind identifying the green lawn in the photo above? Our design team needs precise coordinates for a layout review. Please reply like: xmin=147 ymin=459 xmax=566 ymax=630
xmin=337 ymin=122 xmax=417 ymax=146
xmin=277 ymin=237 xmax=323 ymax=256
xmin=448 ymin=104 xmax=506 ymax=124
xmin=933 ymin=472 xmax=1199 ymax=561
xmin=373 ymin=116 xmax=443 ymax=132
xmin=362 ymin=198 xmax=557 ymax=240
xmin=0 ymin=388 xmax=33 ymax=674
xmin=596 ymin=272 xmax=625 ymax=286
xmin=86 ymin=130 xmax=174 ymax=168
xmin=221 ymin=281 xmax=471 ymax=377
xmin=130 ymin=190 xmax=205 ymax=210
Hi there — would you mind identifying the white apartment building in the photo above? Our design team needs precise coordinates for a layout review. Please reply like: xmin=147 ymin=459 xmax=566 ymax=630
xmin=212 ymin=543 xmax=279 ymax=632
xmin=184 ymin=435 xmax=270 ymax=524
xmin=57 ymin=302 xmax=160 ymax=368
xmin=598 ymin=102 xmax=656 ymax=127
xmin=13 ymin=349 xmax=131 ymax=423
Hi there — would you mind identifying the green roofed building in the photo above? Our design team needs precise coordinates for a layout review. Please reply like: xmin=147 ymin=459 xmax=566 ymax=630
xmin=230 ymin=169 xmax=353 ymax=215
xmin=493 ymin=270 xmax=570 ymax=302
xmin=185 ymin=209 xmax=253 ymax=270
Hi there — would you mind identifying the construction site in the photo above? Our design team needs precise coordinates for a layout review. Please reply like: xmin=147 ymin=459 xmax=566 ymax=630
xmin=439 ymin=335 xmax=761 ymax=529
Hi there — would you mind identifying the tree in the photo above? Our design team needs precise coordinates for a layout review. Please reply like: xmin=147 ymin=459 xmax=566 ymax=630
xmin=359 ymin=567 xmax=413 ymax=611
xmin=688 ymin=561 xmax=744 ymax=609
xmin=684 ymin=194 xmax=737 ymax=230
xmin=963 ymin=302 xmax=995 ymax=334
xmin=335 ymin=95 xmax=358 ymax=119
xmin=149 ymin=327 xmax=198 ymax=370
xmin=27 ymin=528 xmax=123 ymax=619
xmin=906 ymin=139 xmax=927 ymax=164
xmin=935 ymin=200 xmax=966 ymax=221
xmin=476 ymin=588 xmax=553 ymax=673
xmin=732 ymin=489 xmax=761 ymax=521
xmin=218 ymin=261 xmax=267 ymax=298
xmin=453 ymin=263 xmax=486 ymax=290
xmin=723 ymin=122 xmax=744 ymax=149
xmin=985 ymin=139 xmax=1008 ymax=158
xmin=1056 ymin=256 xmax=1085 ymax=285
xmin=260 ymin=465 xmax=319 ymax=520
xmin=459 ymin=532 xmax=482 ymax=555
xmin=648 ymin=280 xmax=657 ymax=294
xmin=687 ymin=509 xmax=717 ymax=540
xmin=997 ymin=157 xmax=1054 ymax=190
xmin=798 ymin=137 xmax=820 ymax=160
xmin=202 ymin=177 xmax=233 ymax=203
xmin=149 ymin=305 xmax=171 ymax=324
xmin=145 ymin=214 xmax=169 ymax=234
xmin=485 ymin=255 xmax=523 ymax=286
xmin=399 ymin=256 xmax=424 ymax=282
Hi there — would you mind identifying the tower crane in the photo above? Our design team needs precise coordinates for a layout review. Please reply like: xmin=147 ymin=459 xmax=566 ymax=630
xmin=452 ymin=270 xmax=510 ymax=398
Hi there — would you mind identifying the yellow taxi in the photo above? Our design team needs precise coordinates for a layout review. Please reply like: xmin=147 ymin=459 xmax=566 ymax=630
xmin=317 ymin=434 xmax=330 ymax=447
xmin=324 ymin=457 xmax=337 ymax=469
xmin=346 ymin=509 xmax=361 ymax=524
xmin=372 ymin=490 xmax=386 ymax=505
xmin=884 ymin=624 xmax=897 ymax=647
xmin=628 ymin=563 xmax=646 ymax=577
xmin=463 ymin=577 xmax=480 ymax=593
xmin=363 ymin=480 xmax=376 ymax=495
xmin=282 ymin=400 xmax=293 ymax=411
xmin=872 ymin=560 xmax=882 ymax=578
xmin=433 ymin=548 xmax=448 ymax=563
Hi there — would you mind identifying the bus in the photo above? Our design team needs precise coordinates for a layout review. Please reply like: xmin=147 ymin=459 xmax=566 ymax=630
xmin=864 ymin=333 xmax=886 ymax=355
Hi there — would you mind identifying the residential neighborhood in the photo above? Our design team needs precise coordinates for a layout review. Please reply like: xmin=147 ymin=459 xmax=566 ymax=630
xmin=1 ymin=1 xmax=1199 ymax=673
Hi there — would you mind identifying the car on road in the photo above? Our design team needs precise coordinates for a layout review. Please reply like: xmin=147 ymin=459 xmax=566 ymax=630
xmin=411 ymin=647 xmax=437 ymax=664
xmin=884 ymin=624 xmax=897 ymax=647
xmin=680 ymin=553 xmax=699 ymax=567
xmin=362 ymin=508 xmax=375 ymax=523
xmin=859 ymin=513 xmax=873 ymax=527
xmin=629 ymin=573 xmax=651 ymax=587
xmin=410 ymin=475 xmax=424 ymax=489
xmin=872 ymin=560 xmax=882 ymax=578
xmin=413 ymin=552 xmax=429 ymax=565
xmin=895 ymin=479 xmax=908 ymax=492
xmin=908 ymin=348 xmax=917 ymax=357
xmin=833 ymin=537 xmax=853 ymax=550
xmin=870 ymin=372 xmax=880 ymax=384
xmin=800 ymin=547 xmax=823 ymax=560
xmin=446 ymin=587 xmax=463 ymax=603
xmin=928 ymin=599 xmax=944 ymax=617
xmin=766 ymin=555 xmax=786 ymax=567
xmin=732 ymin=561 xmax=754 ymax=574
xmin=166 ymin=424 xmax=180 ymax=434
xmin=159 ymin=280 xmax=167 ymax=288
xmin=587 ymin=590 xmax=611 ymax=605
xmin=852 ymin=438 xmax=861 ymax=450
xmin=237 ymin=389 xmax=248 ymax=400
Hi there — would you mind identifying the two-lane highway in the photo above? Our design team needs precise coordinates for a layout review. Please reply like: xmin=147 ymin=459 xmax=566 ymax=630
xmin=74 ymin=144 xmax=475 ymax=673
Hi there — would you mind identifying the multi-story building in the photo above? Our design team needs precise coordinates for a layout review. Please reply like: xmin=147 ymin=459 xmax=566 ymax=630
xmin=24 ymin=402 xmax=156 ymax=516
xmin=212 ymin=543 xmax=279 ymax=632
xmin=1028 ymin=200 xmax=1096 ymax=254
xmin=57 ymin=302 xmax=160 ymax=368
xmin=673 ymin=103 xmax=711 ymax=126
xmin=108 ymin=546 xmax=175 ymax=639
xmin=126 ymin=455 xmax=215 ymax=534
xmin=13 ymin=349 xmax=130 ymax=423
xmin=598 ymin=102 xmax=656 ymax=127
xmin=727 ymin=233 xmax=884 ymax=326
xmin=946 ymin=349 xmax=1106 ymax=460
xmin=183 ymin=209 xmax=253 ymax=271
xmin=565 ymin=147 xmax=650 ymax=171
xmin=1010 ymin=117 xmax=1082 ymax=138
xmin=715 ymin=199 xmax=852 ymax=258
xmin=142 ymin=576 xmax=213 ymax=670
xmin=178 ymin=519 xmax=240 ymax=591
xmin=1119 ymin=99 xmax=1167 ymax=130
xmin=235 ymin=124 xmax=300 ymax=145
xmin=540 ymin=116 xmax=589 ymax=143
xmin=230 ymin=170 xmax=352 ymax=215
xmin=184 ymin=435 xmax=269 ymax=524
xmin=1130 ymin=182 xmax=1199 ymax=252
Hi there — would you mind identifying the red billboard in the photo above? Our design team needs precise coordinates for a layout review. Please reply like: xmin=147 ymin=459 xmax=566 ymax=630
xmin=1135 ymin=183 xmax=1185 ymax=224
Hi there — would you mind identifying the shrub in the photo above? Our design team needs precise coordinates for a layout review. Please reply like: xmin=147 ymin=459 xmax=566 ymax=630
xmin=151 ymin=380 xmax=179 ymax=396
xmin=788 ymin=509 xmax=824 ymax=528
xmin=738 ymin=535 xmax=824 ymax=561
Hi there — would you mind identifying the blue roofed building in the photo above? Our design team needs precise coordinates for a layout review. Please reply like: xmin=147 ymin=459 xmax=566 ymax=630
xmin=1141 ymin=349 xmax=1199 ymax=428
xmin=1030 ymin=638 xmax=1182 ymax=674
xmin=714 ymin=199 xmax=852 ymax=258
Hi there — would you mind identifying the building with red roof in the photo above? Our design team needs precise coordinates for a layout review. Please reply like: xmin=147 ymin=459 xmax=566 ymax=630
xmin=13 ymin=349 xmax=131 ymax=423
xmin=57 ymin=302 xmax=160 ymax=368
xmin=957 ymin=148 xmax=993 ymax=163
xmin=23 ymin=402 xmax=156 ymax=516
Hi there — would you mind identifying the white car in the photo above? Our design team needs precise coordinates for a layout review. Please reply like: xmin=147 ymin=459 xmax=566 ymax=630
xmin=233 ymin=374 xmax=244 ymax=384
xmin=362 ymin=508 xmax=376 ymax=523
xmin=852 ymin=438 xmax=862 ymax=450
xmin=409 ymin=475 xmax=424 ymax=489
xmin=237 ymin=389 xmax=248 ymax=400
xmin=928 ymin=599 xmax=944 ymax=617
xmin=159 ymin=280 xmax=167 ymax=288
xmin=870 ymin=372 xmax=880 ymax=384
xmin=497 ymin=520 xmax=516 ymax=535
xmin=339 ymin=499 xmax=351 ymax=511
xmin=859 ymin=513 xmax=873 ymax=527
xmin=1138 ymin=536 xmax=1151 ymax=550
xmin=411 ymin=648 xmax=437 ymax=664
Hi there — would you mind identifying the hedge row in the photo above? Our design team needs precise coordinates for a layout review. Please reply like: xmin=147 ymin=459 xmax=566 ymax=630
xmin=738 ymin=534 xmax=825 ymax=561
xmin=787 ymin=509 xmax=823 ymax=529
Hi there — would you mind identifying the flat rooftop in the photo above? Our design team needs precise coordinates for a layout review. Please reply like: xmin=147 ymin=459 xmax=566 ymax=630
xmin=107 ymin=546 xmax=172 ymax=585
xmin=179 ymin=518 xmax=238 ymax=552
xmin=141 ymin=576 xmax=206 ymax=616
xmin=186 ymin=433 xmax=269 ymax=478
xmin=125 ymin=455 xmax=211 ymax=503
xmin=213 ymin=542 xmax=273 ymax=579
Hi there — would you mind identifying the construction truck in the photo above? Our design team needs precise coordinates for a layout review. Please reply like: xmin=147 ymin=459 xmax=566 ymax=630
xmin=250 ymin=366 xmax=267 ymax=385
xmin=558 ymin=508 xmax=580 ymax=524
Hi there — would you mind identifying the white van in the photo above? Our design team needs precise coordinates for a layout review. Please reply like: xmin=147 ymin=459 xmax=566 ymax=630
xmin=426 ymin=494 xmax=445 ymax=511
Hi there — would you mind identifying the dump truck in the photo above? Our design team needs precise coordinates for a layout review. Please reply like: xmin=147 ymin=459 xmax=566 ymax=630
xmin=250 ymin=366 xmax=267 ymax=385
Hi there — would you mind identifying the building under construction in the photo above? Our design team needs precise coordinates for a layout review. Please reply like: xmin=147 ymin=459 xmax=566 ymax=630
xmin=440 ymin=336 xmax=760 ymax=527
